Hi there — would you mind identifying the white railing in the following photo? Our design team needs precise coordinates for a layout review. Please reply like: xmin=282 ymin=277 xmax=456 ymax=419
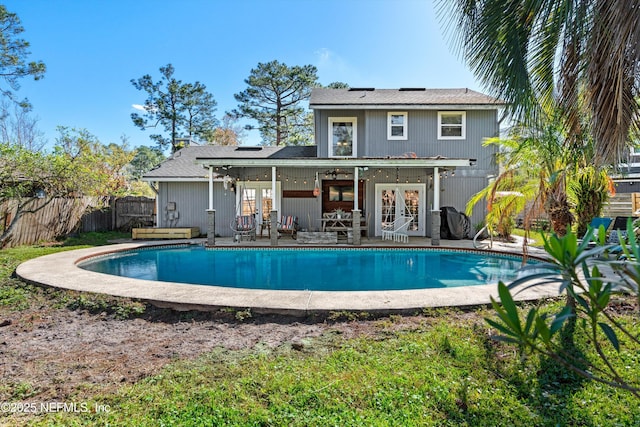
xmin=473 ymin=224 xmax=493 ymax=249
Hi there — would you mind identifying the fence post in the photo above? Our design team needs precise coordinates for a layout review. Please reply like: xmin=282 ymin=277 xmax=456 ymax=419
xmin=110 ymin=196 xmax=116 ymax=231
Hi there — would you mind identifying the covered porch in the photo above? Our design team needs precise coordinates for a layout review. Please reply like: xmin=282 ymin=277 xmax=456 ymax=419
xmin=194 ymin=156 xmax=475 ymax=247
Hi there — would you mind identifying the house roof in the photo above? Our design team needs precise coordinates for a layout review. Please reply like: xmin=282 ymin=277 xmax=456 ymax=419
xmin=143 ymin=145 xmax=318 ymax=181
xmin=309 ymin=88 xmax=504 ymax=109
xmin=143 ymin=144 xmax=474 ymax=182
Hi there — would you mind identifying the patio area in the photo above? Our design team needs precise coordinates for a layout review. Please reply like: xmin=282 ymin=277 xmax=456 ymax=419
xmin=204 ymin=234 xmax=538 ymax=251
xmin=16 ymin=233 xmax=556 ymax=316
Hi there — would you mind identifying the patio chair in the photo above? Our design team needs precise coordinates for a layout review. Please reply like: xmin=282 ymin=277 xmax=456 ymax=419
xmin=607 ymin=217 xmax=636 ymax=242
xmin=578 ymin=217 xmax=613 ymax=246
xmin=605 ymin=217 xmax=638 ymax=254
xmin=277 ymin=215 xmax=299 ymax=239
xmin=231 ymin=215 xmax=256 ymax=242
xmin=381 ymin=215 xmax=413 ymax=243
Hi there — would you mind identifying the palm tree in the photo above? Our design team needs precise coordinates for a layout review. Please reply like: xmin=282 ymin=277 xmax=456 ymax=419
xmin=467 ymin=115 xmax=575 ymax=237
xmin=569 ymin=166 xmax=612 ymax=236
xmin=439 ymin=0 xmax=640 ymax=165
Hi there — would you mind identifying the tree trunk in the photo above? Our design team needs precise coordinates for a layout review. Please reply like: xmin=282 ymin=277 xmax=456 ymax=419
xmin=546 ymin=190 xmax=573 ymax=236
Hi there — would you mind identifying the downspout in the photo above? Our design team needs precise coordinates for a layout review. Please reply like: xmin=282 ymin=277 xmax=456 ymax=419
xmin=147 ymin=181 xmax=159 ymax=195
xmin=152 ymin=181 xmax=159 ymax=227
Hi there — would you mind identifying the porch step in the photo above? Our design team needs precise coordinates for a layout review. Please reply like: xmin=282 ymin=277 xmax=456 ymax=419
xmin=132 ymin=227 xmax=200 ymax=239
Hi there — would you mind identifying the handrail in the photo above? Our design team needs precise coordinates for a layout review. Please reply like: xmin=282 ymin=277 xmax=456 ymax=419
xmin=473 ymin=224 xmax=493 ymax=249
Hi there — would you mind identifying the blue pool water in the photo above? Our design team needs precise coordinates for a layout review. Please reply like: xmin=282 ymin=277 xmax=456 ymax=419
xmin=78 ymin=246 xmax=529 ymax=291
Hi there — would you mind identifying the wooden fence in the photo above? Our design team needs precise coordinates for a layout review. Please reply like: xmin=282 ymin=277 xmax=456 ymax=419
xmin=114 ymin=196 xmax=155 ymax=230
xmin=1 ymin=197 xmax=96 ymax=248
xmin=602 ymin=193 xmax=636 ymax=219
xmin=0 ymin=196 xmax=155 ymax=248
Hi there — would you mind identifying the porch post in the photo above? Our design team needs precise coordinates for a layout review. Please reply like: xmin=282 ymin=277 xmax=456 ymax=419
xmin=431 ymin=167 xmax=441 ymax=246
xmin=352 ymin=167 xmax=361 ymax=245
xmin=207 ymin=209 xmax=216 ymax=246
xmin=352 ymin=209 xmax=361 ymax=245
xmin=206 ymin=166 xmax=216 ymax=246
xmin=270 ymin=210 xmax=278 ymax=246
xmin=272 ymin=166 xmax=277 ymax=211
xmin=208 ymin=166 xmax=214 ymax=210
xmin=270 ymin=167 xmax=278 ymax=246
xmin=353 ymin=167 xmax=359 ymax=211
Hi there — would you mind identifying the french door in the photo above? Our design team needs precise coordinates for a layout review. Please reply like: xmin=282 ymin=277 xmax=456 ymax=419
xmin=236 ymin=182 xmax=281 ymax=222
xmin=374 ymin=184 xmax=426 ymax=236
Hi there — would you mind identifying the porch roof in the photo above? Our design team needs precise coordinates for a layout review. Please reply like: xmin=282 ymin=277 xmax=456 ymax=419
xmin=194 ymin=156 xmax=474 ymax=169
xmin=143 ymin=145 xmax=474 ymax=182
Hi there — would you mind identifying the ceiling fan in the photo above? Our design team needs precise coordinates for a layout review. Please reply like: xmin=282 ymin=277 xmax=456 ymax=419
xmin=324 ymin=169 xmax=353 ymax=180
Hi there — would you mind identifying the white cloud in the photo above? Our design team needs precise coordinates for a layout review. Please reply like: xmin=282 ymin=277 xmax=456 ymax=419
xmin=313 ymin=47 xmax=358 ymax=84
xmin=131 ymin=104 xmax=146 ymax=111
xmin=315 ymin=47 xmax=333 ymax=66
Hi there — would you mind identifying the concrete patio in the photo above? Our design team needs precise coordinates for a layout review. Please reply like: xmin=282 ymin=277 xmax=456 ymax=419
xmin=16 ymin=236 xmax=557 ymax=316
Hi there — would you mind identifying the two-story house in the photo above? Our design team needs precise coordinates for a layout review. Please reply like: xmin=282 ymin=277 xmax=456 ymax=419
xmin=142 ymin=87 xmax=503 ymax=244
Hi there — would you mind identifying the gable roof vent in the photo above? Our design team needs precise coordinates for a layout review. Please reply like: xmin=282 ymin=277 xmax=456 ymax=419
xmin=399 ymin=88 xmax=426 ymax=91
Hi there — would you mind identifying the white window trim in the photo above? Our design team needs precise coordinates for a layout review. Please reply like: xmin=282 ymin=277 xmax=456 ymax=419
xmin=437 ymin=111 xmax=466 ymax=140
xmin=387 ymin=111 xmax=408 ymax=140
xmin=328 ymin=117 xmax=357 ymax=158
xmin=235 ymin=181 xmax=281 ymax=217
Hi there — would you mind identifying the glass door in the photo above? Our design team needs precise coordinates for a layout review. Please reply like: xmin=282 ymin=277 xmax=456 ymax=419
xmin=375 ymin=184 xmax=425 ymax=236
xmin=236 ymin=182 xmax=280 ymax=223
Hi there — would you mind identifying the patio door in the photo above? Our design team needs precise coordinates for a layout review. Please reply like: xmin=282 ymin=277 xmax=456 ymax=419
xmin=374 ymin=184 xmax=425 ymax=236
xmin=236 ymin=182 xmax=281 ymax=222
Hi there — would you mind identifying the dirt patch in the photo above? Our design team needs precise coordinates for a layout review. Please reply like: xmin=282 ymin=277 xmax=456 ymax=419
xmin=0 ymin=301 xmax=437 ymax=403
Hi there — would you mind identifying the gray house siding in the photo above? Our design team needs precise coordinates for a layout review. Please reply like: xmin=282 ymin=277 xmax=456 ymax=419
xmin=157 ymin=182 xmax=208 ymax=234
xmin=437 ymin=177 xmax=489 ymax=230
xmin=147 ymin=88 xmax=501 ymax=241
xmin=157 ymin=182 xmax=236 ymax=237
xmin=315 ymin=109 xmax=499 ymax=167
xmin=312 ymin=107 xmax=497 ymax=236
xmin=315 ymin=110 xmax=366 ymax=158
xmin=154 ymin=169 xmax=489 ymax=239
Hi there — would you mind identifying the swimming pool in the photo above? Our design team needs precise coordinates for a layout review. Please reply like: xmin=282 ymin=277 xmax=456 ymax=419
xmin=78 ymin=246 xmax=530 ymax=292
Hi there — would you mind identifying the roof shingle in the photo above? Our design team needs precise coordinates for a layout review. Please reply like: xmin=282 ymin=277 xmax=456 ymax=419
xmin=143 ymin=145 xmax=317 ymax=179
xmin=309 ymin=88 xmax=503 ymax=107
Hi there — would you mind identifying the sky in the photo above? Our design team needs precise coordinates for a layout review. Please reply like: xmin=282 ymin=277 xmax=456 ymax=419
xmin=5 ymin=0 xmax=483 ymax=150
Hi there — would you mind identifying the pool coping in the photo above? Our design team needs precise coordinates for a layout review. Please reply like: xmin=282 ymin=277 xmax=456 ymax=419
xmin=15 ymin=241 xmax=561 ymax=316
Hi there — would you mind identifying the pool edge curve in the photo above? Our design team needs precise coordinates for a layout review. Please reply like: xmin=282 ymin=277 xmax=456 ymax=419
xmin=16 ymin=241 xmax=560 ymax=316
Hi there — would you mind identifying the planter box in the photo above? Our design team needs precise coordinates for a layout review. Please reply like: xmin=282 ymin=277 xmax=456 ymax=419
xmin=297 ymin=231 xmax=338 ymax=244
xmin=132 ymin=227 xmax=200 ymax=239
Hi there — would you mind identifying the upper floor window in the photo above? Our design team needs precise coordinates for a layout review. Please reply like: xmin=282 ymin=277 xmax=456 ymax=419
xmin=438 ymin=111 xmax=466 ymax=140
xmin=387 ymin=112 xmax=408 ymax=140
xmin=329 ymin=117 xmax=357 ymax=157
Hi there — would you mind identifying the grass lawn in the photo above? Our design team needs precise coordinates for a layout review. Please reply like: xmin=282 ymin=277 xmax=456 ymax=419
xmin=1 ymin=233 xmax=639 ymax=426
xmin=510 ymin=228 xmax=550 ymax=247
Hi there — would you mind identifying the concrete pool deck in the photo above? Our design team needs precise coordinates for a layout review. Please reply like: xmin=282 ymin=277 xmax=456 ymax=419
xmin=16 ymin=236 xmax=560 ymax=316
